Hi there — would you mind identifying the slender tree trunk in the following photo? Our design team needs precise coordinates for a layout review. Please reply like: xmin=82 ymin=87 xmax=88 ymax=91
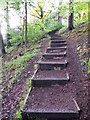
xmin=25 ymin=1 xmax=27 ymax=46
xmin=58 ymin=1 xmax=62 ymax=25
xmin=0 ymin=27 xmax=6 ymax=55
xmin=6 ymin=2 xmax=10 ymax=47
xmin=22 ymin=17 xmax=25 ymax=44
xmin=68 ymin=0 xmax=74 ymax=30
xmin=58 ymin=16 xmax=62 ymax=25
xmin=41 ymin=19 xmax=45 ymax=31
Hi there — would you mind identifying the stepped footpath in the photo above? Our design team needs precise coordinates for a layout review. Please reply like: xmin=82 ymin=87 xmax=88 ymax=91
xmin=21 ymin=34 xmax=81 ymax=120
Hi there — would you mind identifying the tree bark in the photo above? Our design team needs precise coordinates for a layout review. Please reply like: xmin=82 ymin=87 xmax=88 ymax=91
xmin=22 ymin=17 xmax=25 ymax=44
xmin=0 ymin=33 xmax=6 ymax=55
xmin=25 ymin=1 xmax=27 ymax=46
xmin=6 ymin=2 xmax=10 ymax=47
xmin=58 ymin=1 xmax=62 ymax=25
xmin=68 ymin=0 xmax=74 ymax=30
xmin=58 ymin=16 xmax=62 ymax=25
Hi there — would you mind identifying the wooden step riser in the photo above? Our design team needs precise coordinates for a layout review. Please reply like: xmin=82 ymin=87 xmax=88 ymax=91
xmin=39 ymin=63 xmax=67 ymax=70
xmin=32 ymin=79 xmax=70 ymax=87
xmin=46 ymin=49 xmax=66 ymax=53
xmin=50 ymin=43 xmax=67 ymax=47
xmin=51 ymin=38 xmax=64 ymax=40
xmin=42 ymin=54 xmax=66 ymax=59
xmin=51 ymin=40 xmax=66 ymax=43
xmin=22 ymin=111 xmax=80 ymax=119
xmin=46 ymin=47 xmax=67 ymax=52
xmin=21 ymin=86 xmax=80 ymax=119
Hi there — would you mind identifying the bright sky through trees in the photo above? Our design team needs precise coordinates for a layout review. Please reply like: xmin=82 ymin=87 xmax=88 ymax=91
xmin=0 ymin=0 xmax=89 ymax=36
xmin=0 ymin=0 xmax=60 ymax=34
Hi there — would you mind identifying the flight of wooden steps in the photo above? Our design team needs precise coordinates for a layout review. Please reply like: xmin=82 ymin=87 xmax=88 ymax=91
xmin=21 ymin=34 xmax=80 ymax=120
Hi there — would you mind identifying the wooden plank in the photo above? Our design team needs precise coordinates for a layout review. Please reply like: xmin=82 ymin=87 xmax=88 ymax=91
xmin=42 ymin=51 xmax=66 ymax=59
xmin=50 ymin=42 xmax=67 ymax=47
xmin=32 ymin=70 xmax=69 ymax=87
xmin=22 ymin=87 xmax=80 ymax=119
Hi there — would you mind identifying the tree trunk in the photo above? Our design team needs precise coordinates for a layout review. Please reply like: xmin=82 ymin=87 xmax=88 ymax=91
xmin=68 ymin=13 xmax=74 ymax=30
xmin=22 ymin=17 xmax=25 ymax=44
xmin=0 ymin=33 xmax=6 ymax=55
xmin=58 ymin=1 xmax=62 ymax=25
xmin=25 ymin=1 xmax=27 ymax=46
xmin=58 ymin=16 xmax=62 ymax=25
xmin=6 ymin=2 xmax=10 ymax=47
xmin=68 ymin=0 xmax=74 ymax=30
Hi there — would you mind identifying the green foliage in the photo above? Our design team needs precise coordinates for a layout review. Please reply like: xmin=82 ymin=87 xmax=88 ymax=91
xmin=74 ymin=2 xmax=87 ymax=12
xmin=4 ymin=49 xmax=38 ymax=70
xmin=19 ymin=79 xmax=31 ymax=109
xmin=45 ymin=19 xmax=62 ymax=32
xmin=8 ymin=46 xmax=15 ymax=53
xmin=13 ymin=50 xmax=37 ymax=64
xmin=27 ymin=18 xmax=62 ymax=43
xmin=43 ymin=10 xmax=63 ymax=32
xmin=0 ymin=94 xmax=2 ymax=100
xmin=88 ymin=58 xmax=90 ymax=74
xmin=9 ymin=29 xmax=22 ymax=45
xmin=58 ymin=3 xmax=68 ymax=15
xmin=15 ymin=79 xmax=31 ymax=118
xmin=8 ymin=18 xmax=62 ymax=46
xmin=27 ymin=23 xmax=45 ymax=43
xmin=58 ymin=26 xmax=66 ymax=34
xmin=74 ymin=2 xmax=88 ymax=26
xmin=0 ymin=0 xmax=20 ymax=10
xmin=12 ymin=2 xmax=20 ymax=10
xmin=58 ymin=1 xmax=88 ymax=28
xmin=3 ymin=49 xmax=38 ymax=91
xmin=30 ymin=0 xmax=52 ymax=20
xmin=16 ymin=110 xmax=22 ymax=120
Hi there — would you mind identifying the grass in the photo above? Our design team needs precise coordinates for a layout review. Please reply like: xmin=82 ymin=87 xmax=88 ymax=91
xmin=3 ymin=49 xmax=38 ymax=91
xmin=15 ymin=79 xmax=31 ymax=119
xmin=7 ymin=46 xmax=15 ymax=53
xmin=16 ymin=110 xmax=22 ymax=120
xmin=88 ymin=58 xmax=90 ymax=74
xmin=19 ymin=79 xmax=31 ymax=109
xmin=5 ymin=49 xmax=38 ymax=67
xmin=58 ymin=26 xmax=67 ymax=34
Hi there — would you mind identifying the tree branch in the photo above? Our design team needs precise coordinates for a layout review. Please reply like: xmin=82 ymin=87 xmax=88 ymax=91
xmin=30 ymin=14 xmax=41 ymax=19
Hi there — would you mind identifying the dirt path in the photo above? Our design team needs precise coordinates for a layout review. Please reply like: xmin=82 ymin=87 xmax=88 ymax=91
xmin=67 ymin=39 xmax=88 ymax=120
xmin=2 ymin=33 xmax=89 ymax=120
xmin=22 ymin=34 xmax=89 ymax=120
xmin=2 ymin=39 xmax=49 ymax=119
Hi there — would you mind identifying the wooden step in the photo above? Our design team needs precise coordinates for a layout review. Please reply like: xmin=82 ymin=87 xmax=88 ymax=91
xmin=22 ymin=87 xmax=80 ymax=119
xmin=38 ymin=59 xmax=68 ymax=70
xmin=46 ymin=49 xmax=66 ymax=53
xmin=51 ymin=40 xmax=66 ymax=43
xmin=51 ymin=37 xmax=64 ymax=40
xmin=42 ymin=51 xmax=66 ymax=59
xmin=46 ymin=46 xmax=67 ymax=52
xmin=32 ymin=69 xmax=69 ymax=87
xmin=50 ymin=42 xmax=67 ymax=47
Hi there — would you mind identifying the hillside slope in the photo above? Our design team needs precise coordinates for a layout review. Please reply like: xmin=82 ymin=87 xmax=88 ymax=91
xmin=59 ymin=23 xmax=90 ymax=120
